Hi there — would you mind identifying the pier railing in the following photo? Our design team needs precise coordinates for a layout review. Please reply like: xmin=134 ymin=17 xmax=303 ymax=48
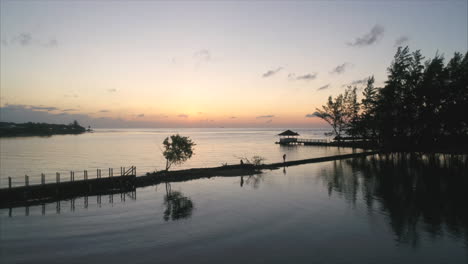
xmin=4 ymin=166 xmax=136 ymax=189
xmin=296 ymin=138 xmax=330 ymax=143
xmin=1 ymin=166 xmax=137 ymax=208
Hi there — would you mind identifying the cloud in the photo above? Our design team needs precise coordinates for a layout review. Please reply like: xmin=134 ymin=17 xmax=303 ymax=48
xmin=347 ymin=25 xmax=385 ymax=47
xmin=330 ymin=63 xmax=351 ymax=74
xmin=44 ymin=38 xmax=58 ymax=47
xmin=394 ymin=36 xmax=409 ymax=47
xmin=137 ymin=114 xmax=144 ymax=118
xmin=194 ymin=49 xmax=211 ymax=62
xmin=343 ymin=77 xmax=369 ymax=87
xmin=2 ymin=33 xmax=58 ymax=47
xmin=289 ymin=73 xmax=317 ymax=81
xmin=305 ymin=112 xmax=321 ymax=118
xmin=30 ymin=106 xmax=59 ymax=111
xmin=230 ymin=116 xmax=237 ymax=119
xmin=62 ymin=109 xmax=78 ymax=112
xmin=262 ymin=67 xmax=283 ymax=78
xmin=265 ymin=119 xmax=272 ymax=123
xmin=178 ymin=114 xmax=189 ymax=118
xmin=107 ymin=89 xmax=117 ymax=92
xmin=256 ymin=115 xmax=274 ymax=119
xmin=14 ymin=33 xmax=33 ymax=46
xmin=317 ymin=84 xmax=331 ymax=91
xmin=99 ymin=110 xmax=110 ymax=113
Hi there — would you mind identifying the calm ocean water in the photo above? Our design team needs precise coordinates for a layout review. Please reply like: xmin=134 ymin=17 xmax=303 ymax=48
xmin=1 ymin=154 xmax=466 ymax=263
xmin=0 ymin=128 xmax=353 ymax=187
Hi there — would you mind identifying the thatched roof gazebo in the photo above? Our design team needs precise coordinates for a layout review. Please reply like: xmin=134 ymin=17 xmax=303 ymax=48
xmin=277 ymin=130 xmax=299 ymax=144
xmin=278 ymin=130 xmax=299 ymax=137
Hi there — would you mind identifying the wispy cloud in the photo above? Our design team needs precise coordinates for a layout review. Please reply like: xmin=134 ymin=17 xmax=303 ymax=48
xmin=317 ymin=84 xmax=331 ymax=91
xmin=194 ymin=49 xmax=211 ymax=62
xmin=178 ymin=114 xmax=189 ymax=118
xmin=62 ymin=109 xmax=78 ymax=112
xmin=230 ymin=116 xmax=237 ymax=119
xmin=330 ymin=63 xmax=351 ymax=74
xmin=99 ymin=110 xmax=110 ymax=113
xmin=107 ymin=89 xmax=117 ymax=93
xmin=14 ymin=33 xmax=32 ymax=46
xmin=44 ymin=38 xmax=58 ymax=47
xmin=136 ymin=114 xmax=144 ymax=118
xmin=30 ymin=106 xmax=59 ymax=111
xmin=394 ymin=36 xmax=409 ymax=47
xmin=343 ymin=77 xmax=369 ymax=87
xmin=256 ymin=115 xmax=274 ymax=119
xmin=305 ymin=113 xmax=317 ymax=118
xmin=2 ymin=32 xmax=58 ymax=47
xmin=289 ymin=73 xmax=317 ymax=81
xmin=347 ymin=25 xmax=384 ymax=47
xmin=262 ymin=67 xmax=283 ymax=78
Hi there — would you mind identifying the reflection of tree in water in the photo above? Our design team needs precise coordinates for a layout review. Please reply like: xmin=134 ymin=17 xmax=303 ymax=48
xmin=241 ymin=174 xmax=264 ymax=189
xmin=321 ymin=153 xmax=468 ymax=247
xmin=163 ymin=183 xmax=194 ymax=221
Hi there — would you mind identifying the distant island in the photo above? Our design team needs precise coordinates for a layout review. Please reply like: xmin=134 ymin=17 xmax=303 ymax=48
xmin=0 ymin=120 xmax=89 ymax=137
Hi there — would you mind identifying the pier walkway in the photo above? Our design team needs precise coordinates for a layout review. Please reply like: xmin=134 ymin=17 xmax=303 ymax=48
xmin=1 ymin=152 xmax=378 ymax=208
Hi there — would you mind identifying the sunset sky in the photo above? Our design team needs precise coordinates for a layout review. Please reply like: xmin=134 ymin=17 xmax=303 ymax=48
xmin=1 ymin=0 xmax=467 ymax=128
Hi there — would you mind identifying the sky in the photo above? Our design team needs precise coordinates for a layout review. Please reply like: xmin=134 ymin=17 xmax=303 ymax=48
xmin=0 ymin=0 xmax=467 ymax=128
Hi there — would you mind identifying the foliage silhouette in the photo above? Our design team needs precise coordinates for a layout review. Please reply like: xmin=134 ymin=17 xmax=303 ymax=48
xmin=314 ymin=46 xmax=468 ymax=152
xmin=0 ymin=120 xmax=86 ymax=137
xmin=162 ymin=134 xmax=195 ymax=171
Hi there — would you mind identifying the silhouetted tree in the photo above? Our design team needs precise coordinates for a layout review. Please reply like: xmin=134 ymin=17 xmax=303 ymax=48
xmin=162 ymin=134 xmax=195 ymax=171
xmin=316 ymin=46 xmax=468 ymax=152
xmin=358 ymin=76 xmax=379 ymax=138
xmin=314 ymin=86 xmax=359 ymax=141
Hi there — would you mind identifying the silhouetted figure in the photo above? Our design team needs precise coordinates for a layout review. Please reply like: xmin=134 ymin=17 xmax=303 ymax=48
xmin=240 ymin=176 xmax=244 ymax=187
xmin=240 ymin=159 xmax=244 ymax=166
xmin=283 ymin=154 xmax=286 ymax=163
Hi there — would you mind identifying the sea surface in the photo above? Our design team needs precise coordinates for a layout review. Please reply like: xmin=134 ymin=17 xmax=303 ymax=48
xmin=1 ymin=129 xmax=467 ymax=263
xmin=0 ymin=128 xmax=349 ymax=187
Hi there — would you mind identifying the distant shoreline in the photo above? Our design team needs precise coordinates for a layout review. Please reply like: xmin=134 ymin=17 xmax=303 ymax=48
xmin=0 ymin=121 xmax=90 ymax=137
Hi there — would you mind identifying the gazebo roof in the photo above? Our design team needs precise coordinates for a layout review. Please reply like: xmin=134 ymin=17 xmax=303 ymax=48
xmin=278 ymin=130 xmax=300 ymax=136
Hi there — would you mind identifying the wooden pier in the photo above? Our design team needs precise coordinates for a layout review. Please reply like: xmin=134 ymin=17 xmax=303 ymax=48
xmin=276 ymin=138 xmax=330 ymax=145
xmin=0 ymin=151 xmax=379 ymax=209
xmin=0 ymin=166 xmax=136 ymax=208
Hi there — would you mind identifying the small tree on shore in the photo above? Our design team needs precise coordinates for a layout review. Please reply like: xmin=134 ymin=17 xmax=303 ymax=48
xmin=162 ymin=134 xmax=195 ymax=171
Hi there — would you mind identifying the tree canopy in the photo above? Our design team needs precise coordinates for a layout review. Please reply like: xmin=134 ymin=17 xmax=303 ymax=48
xmin=314 ymin=47 xmax=468 ymax=152
xmin=162 ymin=134 xmax=196 ymax=171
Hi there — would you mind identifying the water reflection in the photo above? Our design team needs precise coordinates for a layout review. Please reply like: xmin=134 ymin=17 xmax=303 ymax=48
xmin=163 ymin=183 xmax=194 ymax=221
xmin=239 ymin=174 xmax=264 ymax=189
xmin=321 ymin=153 xmax=468 ymax=247
xmin=5 ymin=191 xmax=137 ymax=217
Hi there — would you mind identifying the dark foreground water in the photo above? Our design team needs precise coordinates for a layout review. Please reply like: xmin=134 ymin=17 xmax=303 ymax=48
xmin=1 ymin=154 xmax=467 ymax=263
